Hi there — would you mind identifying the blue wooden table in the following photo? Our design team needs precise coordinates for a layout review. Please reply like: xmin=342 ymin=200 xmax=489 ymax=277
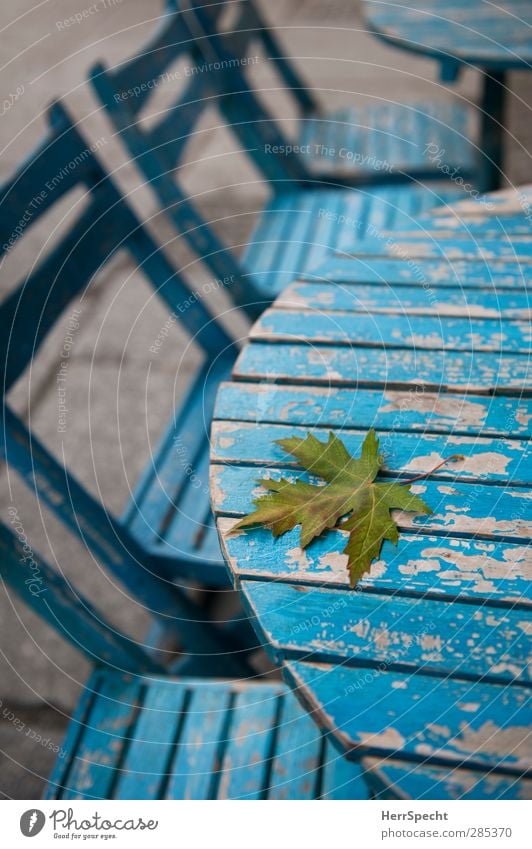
xmin=363 ymin=0 xmax=532 ymax=190
xmin=210 ymin=186 xmax=532 ymax=799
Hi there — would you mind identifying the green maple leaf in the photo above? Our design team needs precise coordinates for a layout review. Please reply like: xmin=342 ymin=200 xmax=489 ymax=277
xmin=232 ymin=429 xmax=432 ymax=588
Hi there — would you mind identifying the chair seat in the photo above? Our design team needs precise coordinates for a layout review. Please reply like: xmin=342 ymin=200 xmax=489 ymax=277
xmin=299 ymin=102 xmax=476 ymax=179
xmin=243 ymin=183 xmax=466 ymax=297
xmin=46 ymin=672 xmax=369 ymax=800
xmin=120 ymin=357 xmax=233 ymax=586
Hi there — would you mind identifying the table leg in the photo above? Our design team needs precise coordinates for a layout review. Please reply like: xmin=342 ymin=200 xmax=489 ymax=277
xmin=478 ymin=70 xmax=507 ymax=192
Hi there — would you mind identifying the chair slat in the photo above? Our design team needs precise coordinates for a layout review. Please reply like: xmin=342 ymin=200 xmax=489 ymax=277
xmin=60 ymin=676 xmax=142 ymax=800
xmin=166 ymin=685 xmax=232 ymax=800
xmin=267 ymin=694 xmax=322 ymax=800
xmin=114 ymin=682 xmax=188 ymax=799
xmin=217 ymin=685 xmax=282 ymax=799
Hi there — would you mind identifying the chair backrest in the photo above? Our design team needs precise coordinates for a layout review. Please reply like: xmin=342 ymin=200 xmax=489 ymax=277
xmin=0 ymin=518 xmax=161 ymax=673
xmin=0 ymin=102 xmax=238 ymax=660
xmin=88 ymin=0 xmax=321 ymax=316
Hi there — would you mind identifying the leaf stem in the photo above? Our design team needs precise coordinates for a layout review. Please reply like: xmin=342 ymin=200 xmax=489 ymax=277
xmin=399 ymin=454 xmax=465 ymax=485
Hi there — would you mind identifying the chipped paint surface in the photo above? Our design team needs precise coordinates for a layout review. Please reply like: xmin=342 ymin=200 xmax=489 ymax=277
xmin=212 ymin=187 xmax=532 ymax=793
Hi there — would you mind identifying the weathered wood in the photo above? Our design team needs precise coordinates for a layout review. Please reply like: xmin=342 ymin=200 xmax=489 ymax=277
xmin=363 ymin=757 xmax=532 ymax=800
xmin=285 ymin=660 xmax=531 ymax=775
xmin=308 ymin=255 xmax=530 ymax=290
xmin=211 ymin=464 xmax=532 ymax=542
xmin=241 ymin=580 xmax=531 ymax=683
xmin=219 ymin=517 xmax=531 ymax=604
xmin=278 ymin=281 xmax=532 ymax=320
xmin=48 ymin=674 xmax=373 ymax=799
xmin=252 ymin=308 xmax=531 ymax=353
xmin=211 ymin=422 xmax=530 ymax=485
xmin=340 ymin=235 xmax=532 ymax=263
xmin=214 ymin=382 xmax=532 ymax=438
xmin=234 ymin=341 xmax=530 ymax=394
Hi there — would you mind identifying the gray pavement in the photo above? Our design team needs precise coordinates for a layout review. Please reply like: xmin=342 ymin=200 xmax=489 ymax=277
xmin=0 ymin=0 xmax=531 ymax=799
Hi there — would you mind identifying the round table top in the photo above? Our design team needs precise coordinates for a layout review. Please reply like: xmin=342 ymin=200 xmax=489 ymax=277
xmin=210 ymin=186 xmax=532 ymax=793
xmin=363 ymin=0 xmax=532 ymax=70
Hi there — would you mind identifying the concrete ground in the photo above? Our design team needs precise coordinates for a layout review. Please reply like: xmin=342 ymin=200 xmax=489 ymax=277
xmin=0 ymin=0 xmax=530 ymax=800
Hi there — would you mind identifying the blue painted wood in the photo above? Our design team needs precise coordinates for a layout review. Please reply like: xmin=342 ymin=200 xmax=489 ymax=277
xmin=363 ymin=0 xmax=531 ymax=191
xmin=267 ymin=695 xmax=322 ymax=799
xmin=339 ymin=234 xmax=532 ymax=262
xmin=254 ymin=308 xmax=530 ymax=353
xmin=234 ymin=341 xmax=530 ymax=393
xmin=48 ymin=675 xmax=374 ymax=799
xmin=307 ymin=255 xmax=530 ymax=289
xmin=321 ymin=745 xmax=371 ymax=799
xmin=165 ymin=684 xmax=232 ymax=800
xmin=211 ymin=465 xmax=531 ymax=544
xmin=1 ymin=410 xmax=251 ymax=674
xmin=220 ymin=521 xmax=531 ymax=604
xmin=209 ymin=188 xmax=532 ymax=796
xmin=278 ymin=280 xmax=532 ymax=319
xmin=285 ymin=660 xmax=531 ymax=775
xmin=364 ymin=758 xmax=532 ymax=800
xmin=60 ymin=675 xmax=142 ymax=800
xmin=91 ymin=20 xmax=471 ymax=311
xmin=242 ymin=184 xmax=465 ymax=298
xmin=115 ymin=682 xmax=189 ymax=799
xmin=214 ymin=382 xmax=532 ymax=438
xmin=212 ymin=422 xmax=530 ymax=485
xmin=241 ymin=580 xmax=531 ymax=683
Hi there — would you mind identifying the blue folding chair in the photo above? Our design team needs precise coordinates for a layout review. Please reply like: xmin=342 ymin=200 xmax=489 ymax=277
xmin=2 ymin=524 xmax=521 ymax=799
xmin=0 ymin=102 xmax=257 ymax=664
xmin=90 ymin=0 xmax=471 ymax=310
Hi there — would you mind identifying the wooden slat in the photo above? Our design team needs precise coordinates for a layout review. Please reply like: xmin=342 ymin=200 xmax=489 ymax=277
xmin=363 ymin=757 xmax=532 ymax=800
xmin=307 ymin=256 xmax=529 ymax=289
xmin=266 ymin=695 xmax=322 ymax=799
xmin=278 ymin=281 xmax=532 ymax=319
xmin=241 ymin=580 xmax=532 ymax=683
xmin=252 ymin=308 xmax=530 ymax=353
xmin=59 ymin=676 xmax=141 ymax=800
xmin=114 ymin=682 xmax=187 ymax=799
xmin=166 ymin=685 xmax=232 ymax=800
xmin=212 ymin=422 xmax=530 ymax=485
xmin=211 ymin=465 xmax=532 ymax=543
xmin=339 ymin=235 xmax=532 ymax=262
xmin=214 ymin=382 xmax=532 ymax=438
xmin=219 ymin=516 xmax=531 ymax=605
xmin=217 ymin=685 xmax=282 ymax=800
xmin=285 ymin=660 xmax=531 ymax=775
xmin=234 ymin=342 xmax=530 ymax=394
xmin=321 ymin=744 xmax=371 ymax=799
